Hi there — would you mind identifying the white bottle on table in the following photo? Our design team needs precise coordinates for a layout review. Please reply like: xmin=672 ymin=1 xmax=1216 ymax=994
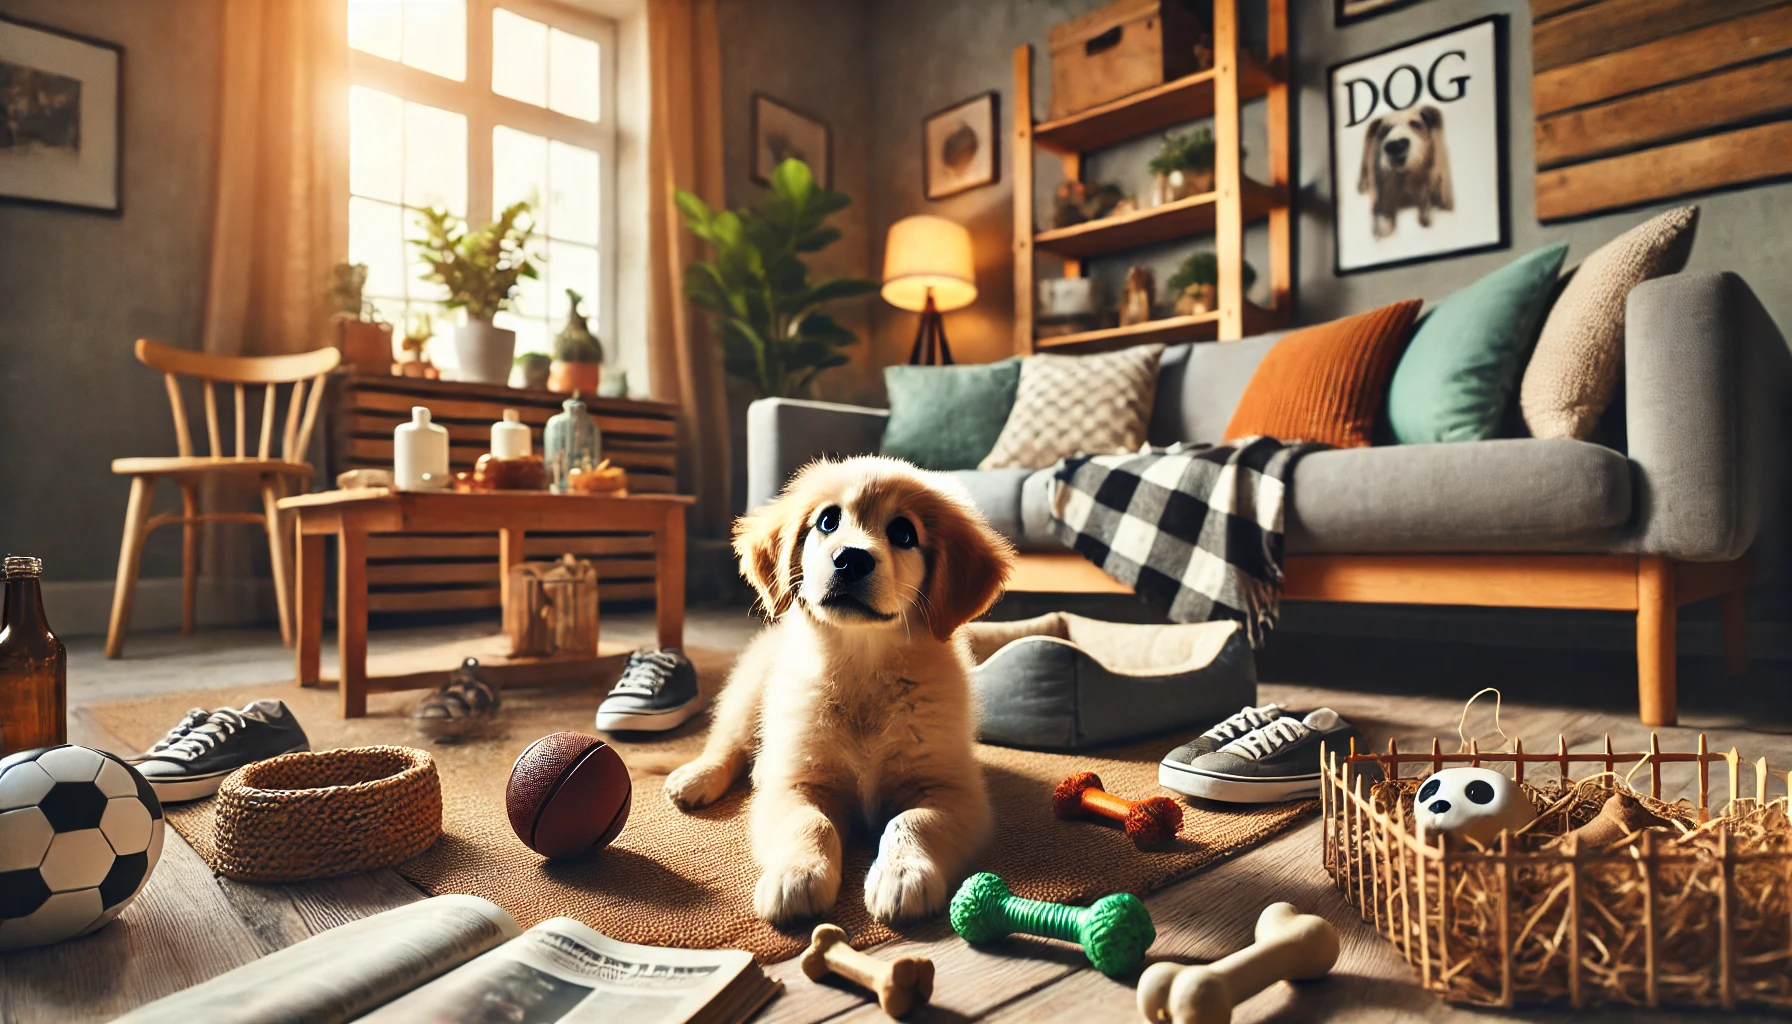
xmin=492 ymin=408 xmax=531 ymax=458
xmin=394 ymin=406 xmax=449 ymax=491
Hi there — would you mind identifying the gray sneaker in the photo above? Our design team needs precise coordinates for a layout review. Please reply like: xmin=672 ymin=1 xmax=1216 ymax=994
xmin=595 ymin=649 xmax=702 ymax=732
xmin=1157 ymin=708 xmax=1358 ymax=803
xmin=1157 ymin=703 xmax=1284 ymax=771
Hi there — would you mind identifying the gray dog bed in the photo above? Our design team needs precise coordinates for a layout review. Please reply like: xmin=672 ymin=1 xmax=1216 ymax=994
xmin=964 ymin=612 xmax=1257 ymax=752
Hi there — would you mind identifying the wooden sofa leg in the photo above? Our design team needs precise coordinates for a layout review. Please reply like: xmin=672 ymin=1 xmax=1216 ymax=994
xmin=1636 ymin=557 xmax=1677 ymax=727
xmin=1721 ymin=589 xmax=1747 ymax=678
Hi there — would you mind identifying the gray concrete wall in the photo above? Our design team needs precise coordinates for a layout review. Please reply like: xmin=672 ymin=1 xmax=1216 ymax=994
xmin=0 ymin=0 xmax=223 ymax=586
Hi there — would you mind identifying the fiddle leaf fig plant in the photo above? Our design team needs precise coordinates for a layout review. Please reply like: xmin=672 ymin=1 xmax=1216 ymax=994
xmin=411 ymin=201 xmax=540 ymax=322
xmin=676 ymin=158 xmax=876 ymax=398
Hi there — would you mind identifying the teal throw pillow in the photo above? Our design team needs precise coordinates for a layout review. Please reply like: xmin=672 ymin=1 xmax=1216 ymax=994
xmin=880 ymin=358 xmax=1023 ymax=471
xmin=1387 ymin=243 xmax=1570 ymax=444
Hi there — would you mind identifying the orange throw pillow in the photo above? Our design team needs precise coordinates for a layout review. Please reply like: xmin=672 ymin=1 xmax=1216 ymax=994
xmin=1223 ymin=300 xmax=1423 ymax=448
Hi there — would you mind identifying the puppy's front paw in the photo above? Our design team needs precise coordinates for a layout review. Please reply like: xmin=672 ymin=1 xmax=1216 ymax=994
xmin=663 ymin=759 xmax=731 ymax=811
xmin=753 ymin=856 xmax=840 ymax=925
xmin=865 ymin=820 xmax=947 ymax=923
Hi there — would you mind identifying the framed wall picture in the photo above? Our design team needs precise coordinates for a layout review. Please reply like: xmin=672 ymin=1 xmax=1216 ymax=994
xmin=923 ymin=91 xmax=999 ymax=200
xmin=751 ymin=92 xmax=831 ymax=188
xmin=1328 ymin=16 xmax=1507 ymax=275
xmin=1335 ymin=0 xmax=1429 ymax=26
xmin=0 ymin=15 xmax=122 ymax=214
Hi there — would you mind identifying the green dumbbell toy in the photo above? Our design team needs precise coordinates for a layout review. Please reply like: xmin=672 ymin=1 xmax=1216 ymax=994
xmin=949 ymin=872 xmax=1155 ymax=976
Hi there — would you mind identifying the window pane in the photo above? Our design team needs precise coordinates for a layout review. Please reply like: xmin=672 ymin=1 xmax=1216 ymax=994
xmin=348 ymin=0 xmax=402 ymax=61
xmin=349 ymin=86 xmax=403 ymax=203
xmin=402 ymin=0 xmax=466 ymax=81
xmin=496 ymin=312 xmax=550 ymax=361
xmin=548 ymin=29 xmax=599 ymax=122
xmin=510 ymin=244 xmax=547 ymax=320
xmin=548 ymin=141 xmax=599 ymax=245
xmin=547 ymin=240 xmax=599 ymax=321
xmin=404 ymin=102 xmax=467 ymax=215
xmin=492 ymin=8 xmax=547 ymax=107
xmin=493 ymin=125 xmax=547 ymax=220
xmin=348 ymin=197 xmax=406 ymax=302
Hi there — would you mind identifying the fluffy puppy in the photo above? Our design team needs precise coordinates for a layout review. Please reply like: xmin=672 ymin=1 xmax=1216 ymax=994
xmin=1358 ymin=105 xmax=1452 ymax=238
xmin=664 ymin=457 xmax=1014 ymax=925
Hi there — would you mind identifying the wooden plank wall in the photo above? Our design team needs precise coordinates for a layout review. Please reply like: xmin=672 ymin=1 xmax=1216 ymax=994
xmin=1531 ymin=0 xmax=1792 ymax=220
xmin=327 ymin=376 xmax=680 ymax=613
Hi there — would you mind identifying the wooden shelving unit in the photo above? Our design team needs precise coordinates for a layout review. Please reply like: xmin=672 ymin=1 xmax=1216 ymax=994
xmin=1013 ymin=0 xmax=1290 ymax=352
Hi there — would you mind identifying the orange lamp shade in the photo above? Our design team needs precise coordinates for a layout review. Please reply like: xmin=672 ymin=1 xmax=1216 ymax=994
xmin=881 ymin=215 xmax=977 ymax=312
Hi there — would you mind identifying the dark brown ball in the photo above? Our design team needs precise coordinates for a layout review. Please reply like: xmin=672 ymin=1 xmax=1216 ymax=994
xmin=505 ymin=732 xmax=631 ymax=859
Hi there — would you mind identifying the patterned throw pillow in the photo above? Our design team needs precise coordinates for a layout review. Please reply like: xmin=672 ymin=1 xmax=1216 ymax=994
xmin=1520 ymin=206 xmax=1699 ymax=439
xmin=979 ymin=344 xmax=1165 ymax=470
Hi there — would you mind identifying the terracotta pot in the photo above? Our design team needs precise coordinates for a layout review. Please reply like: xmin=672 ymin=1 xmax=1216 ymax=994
xmin=335 ymin=318 xmax=394 ymax=374
xmin=549 ymin=361 xmax=602 ymax=396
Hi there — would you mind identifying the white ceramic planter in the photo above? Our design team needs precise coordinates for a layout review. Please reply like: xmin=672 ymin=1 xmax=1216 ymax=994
xmin=454 ymin=319 xmax=517 ymax=385
xmin=394 ymin=406 xmax=450 ymax=491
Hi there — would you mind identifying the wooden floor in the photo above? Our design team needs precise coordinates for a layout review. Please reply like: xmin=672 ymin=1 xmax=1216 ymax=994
xmin=5 ymin=606 xmax=1791 ymax=1023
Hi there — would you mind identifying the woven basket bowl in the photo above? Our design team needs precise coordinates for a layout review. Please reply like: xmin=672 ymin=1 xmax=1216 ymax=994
xmin=214 ymin=746 xmax=442 ymax=883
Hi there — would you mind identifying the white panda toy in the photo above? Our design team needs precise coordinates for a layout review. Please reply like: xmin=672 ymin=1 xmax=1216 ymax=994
xmin=1413 ymin=766 xmax=1534 ymax=846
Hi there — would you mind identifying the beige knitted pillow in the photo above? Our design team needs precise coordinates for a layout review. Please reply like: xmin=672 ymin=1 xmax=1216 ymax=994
xmin=1519 ymin=206 xmax=1699 ymax=439
xmin=979 ymin=344 xmax=1164 ymax=469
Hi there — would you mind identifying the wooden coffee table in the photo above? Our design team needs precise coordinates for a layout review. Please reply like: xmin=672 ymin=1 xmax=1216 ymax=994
xmin=277 ymin=488 xmax=695 ymax=717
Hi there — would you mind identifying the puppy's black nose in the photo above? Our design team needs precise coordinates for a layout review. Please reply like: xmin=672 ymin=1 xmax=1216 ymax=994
xmin=832 ymin=547 xmax=875 ymax=581
xmin=1384 ymin=137 xmax=1410 ymax=160
xmin=1428 ymin=799 xmax=1451 ymax=815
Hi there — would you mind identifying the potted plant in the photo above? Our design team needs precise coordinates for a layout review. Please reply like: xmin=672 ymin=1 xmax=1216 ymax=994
xmin=411 ymin=201 xmax=539 ymax=385
xmin=676 ymin=158 xmax=876 ymax=399
xmin=396 ymin=312 xmax=440 ymax=379
xmin=512 ymin=351 xmax=552 ymax=390
xmin=1148 ymin=129 xmax=1216 ymax=206
xmin=1165 ymin=252 xmax=1256 ymax=316
xmin=325 ymin=262 xmax=395 ymax=374
xmin=549 ymin=289 xmax=604 ymax=395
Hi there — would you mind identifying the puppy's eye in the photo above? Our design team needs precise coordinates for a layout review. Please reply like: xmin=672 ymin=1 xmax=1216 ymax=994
xmin=886 ymin=516 xmax=917 ymax=549
xmin=816 ymin=506 xmax=841 ymax=534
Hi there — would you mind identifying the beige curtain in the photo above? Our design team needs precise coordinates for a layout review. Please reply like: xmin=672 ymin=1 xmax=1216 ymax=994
xmin=203 ymin=0 xmax=348 ymax=358
xmin=647 ymin=0 xmax=732 ymax=538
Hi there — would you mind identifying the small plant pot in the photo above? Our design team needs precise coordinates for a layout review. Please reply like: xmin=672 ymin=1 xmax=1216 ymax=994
xmin=1152 ymin=169 xmax=1215 ymax=206
xmin=453 ymin=320 xmax=517 ymax=385
xmin=549 ymin=360 xmax=602 ymax=396
xmin=1174 ymin=284 xmax=1219 ymax=316
xmin=513 ymin=354 xmax=552 ymax=390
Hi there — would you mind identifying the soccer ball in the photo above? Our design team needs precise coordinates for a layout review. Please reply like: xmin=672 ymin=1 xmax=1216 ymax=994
xmin=0 ymin=744 xmax=165 ymax=950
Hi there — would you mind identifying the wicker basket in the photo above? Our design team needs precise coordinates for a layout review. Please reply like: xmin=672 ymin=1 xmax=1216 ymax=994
xmin=1321 ymin=735 xmax=1792 ymax=1011
xmin=214 ymin=746 xmax=442 ymax=883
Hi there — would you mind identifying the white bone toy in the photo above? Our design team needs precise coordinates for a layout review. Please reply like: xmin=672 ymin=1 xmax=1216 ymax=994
xmin=1412 ymin=766 xmax=1535 ymax=846
xmin=1136 ymin=902 xmax=1339 ymax=1024
xmin=800 ymin=923 xmax=933 ymax=1018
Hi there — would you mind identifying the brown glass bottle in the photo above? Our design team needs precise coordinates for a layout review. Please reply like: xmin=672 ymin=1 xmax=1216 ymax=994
xmin=0 ymin=556 xmax=66 ymax=756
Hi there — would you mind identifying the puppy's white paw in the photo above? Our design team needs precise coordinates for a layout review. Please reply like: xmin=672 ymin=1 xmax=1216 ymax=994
xmin=865 ymin=817 xmax=946 ymax=922
xmin=663 ymin=759 xmax=731 ymax=811
xmin=754 ymin=856 xmax=840 ymax=924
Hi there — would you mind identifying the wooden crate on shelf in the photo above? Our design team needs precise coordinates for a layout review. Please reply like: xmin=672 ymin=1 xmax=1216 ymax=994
xmin=325 ymin=374 xmax=680 ymax=613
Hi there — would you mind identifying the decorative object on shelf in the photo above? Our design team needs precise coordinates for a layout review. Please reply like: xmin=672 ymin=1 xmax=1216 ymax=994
xmin=336 ymin=468 xmax=393 ymax=490
xmin=1137 ymin=903 xmax=1339 ymax=1024
xmin=1148 ymin=128 xmax=1217 ymax=206
xmin=505 ymin=732 xmax=631 ymax=859
xmin=801 ymin=923 xmax=934 ymax=1018
xmin=393 ymin=406 xmax=451 ymax=492
xmin=678 ymin=158 xmax=875 ymax=397
xmin=1118 ymin=266 xmax=1155 ymax=327
xmin=1167 ymin=252 xmax=1256 ymax=316
xmin=1336 ymin=0 xmax=1428 ymax=25
xmin=512 ymin=351 xmax=551 ymax=390
xmin=1047 ymin=0 xmax=1210 ymax=120
xmin=566 ymin=459 xmax=627 ymax=495
xmin=505 ymin=554 xmax=599 ymax=659
xmin=751 ymin=92 xmax=831 ymax=187
xmin=395 ymin=312 xmax=438 ymax=379
xmin=326 ymin=263 xmax=395 ymax=374
xmin=544 ymin=395 xmax=602 ymax=493
xmin=0 ymin=556 xmax=65 ymax=755
xmin=549 ymin=288 xmax=604 ymax=395
xmin=1037 ymin=277 xmax=1105 ymax=319
xmin=0 ymin=16 xmax=121 ymax=214
xmin=0 ymin=744 xmax=163 ymax=951
xmin=882 ymin=215 xmax=977 ymax=366
xmin=411 ymin=200 xmax=539 ymax=384
xmin=923 ymin=90 xmax=999 ymax=200
xmin=950 ymin=871 xmax=1155 ymax=977
xmin=1412 ymin=766 xmax=1536 ymax=846
xmin=1329 ymin=16 xmax=1507 ymax=274
xmin=492 ymin=408 xmax=531 ymax=459
xmin=410 ymin=657 xmax=502 ymax=743
xmin=213 ymin=746 xmax=442 ymax=882
xmin=471 ymin=452 xmax=548 ymax=491
xmin=1049 ymin=180 xmax=1126 ymax=228
xmin=1052 ymin=770 xmax=1183 ymax=847
xmin=596 ymin=368 xmax=628 ymax=398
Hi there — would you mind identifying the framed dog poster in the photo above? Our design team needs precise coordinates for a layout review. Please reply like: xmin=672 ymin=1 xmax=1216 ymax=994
xmin=1328 ymin=16 xmax=1506 ymax=275
xmin=0 ymin=15 xmax=122 ymax=214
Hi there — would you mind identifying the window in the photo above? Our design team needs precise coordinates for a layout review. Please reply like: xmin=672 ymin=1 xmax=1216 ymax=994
xmin=348 ymin=0 xmax=615 ymax=373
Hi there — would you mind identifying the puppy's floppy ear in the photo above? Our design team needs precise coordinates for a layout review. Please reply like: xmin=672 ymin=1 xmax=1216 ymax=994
xmin=1357 ymin=116 xmax=1386 ymax=196
xmin=734 ymin=467 xmax=822 ymax=618
xmin=917 ymin=491 xmax=1016 ymax=643
xmin=1420 ymin=106 xmax=1452 ymax=210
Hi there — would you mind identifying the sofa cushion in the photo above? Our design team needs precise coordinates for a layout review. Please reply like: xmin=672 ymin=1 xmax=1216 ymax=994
xmin=980 ymin=344 xmax=1164 ymax=469
xmin=881 ymin=358 xmax=1021 ymax=470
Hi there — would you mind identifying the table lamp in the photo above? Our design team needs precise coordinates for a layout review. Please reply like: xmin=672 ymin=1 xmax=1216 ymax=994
xmin=882 ymin=215 xmax=977 ymax=365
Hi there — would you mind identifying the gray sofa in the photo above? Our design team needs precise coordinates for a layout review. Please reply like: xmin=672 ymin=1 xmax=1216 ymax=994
xmin=746 ymin=272 xmax=1788 ymax=725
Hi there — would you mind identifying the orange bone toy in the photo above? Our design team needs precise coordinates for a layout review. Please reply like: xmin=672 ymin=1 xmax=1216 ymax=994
xmin=1053 ymin=771 xmax=1183 ymax=846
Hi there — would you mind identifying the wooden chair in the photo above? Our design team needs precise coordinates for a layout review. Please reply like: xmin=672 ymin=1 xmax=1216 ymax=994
xmin=106 ymin=339 xmax=341 ymax=658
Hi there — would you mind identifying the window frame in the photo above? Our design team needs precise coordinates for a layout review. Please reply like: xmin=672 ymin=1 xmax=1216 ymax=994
xmin=348 ymin=0 xmax=618 ymax=356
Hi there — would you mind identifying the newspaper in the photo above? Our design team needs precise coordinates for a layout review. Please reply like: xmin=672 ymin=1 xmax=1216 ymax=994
xmin=356 ymin=917 xmax=779 ymax=1024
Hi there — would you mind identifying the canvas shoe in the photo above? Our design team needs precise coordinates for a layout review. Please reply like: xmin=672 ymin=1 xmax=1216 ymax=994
xmin=595 ymin=648 xmax=702 ymax=732
xmin=132 ymin=707 xmax=212 ymax=762
xmin=1157 ymin=704 xmax=1285 ymax=775
xmin=136 ymin=699 xmax=311 ymax=802
xmin=1157 ymin=708 xmax=1359 ymax=803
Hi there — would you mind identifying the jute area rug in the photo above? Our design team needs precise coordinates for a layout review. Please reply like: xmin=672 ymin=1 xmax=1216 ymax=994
xmin=89 ymin=644 xmax=1315 ymax=963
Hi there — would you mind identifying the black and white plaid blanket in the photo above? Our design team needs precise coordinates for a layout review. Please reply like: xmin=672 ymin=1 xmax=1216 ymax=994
xmin=1048 ymin=437 xmax=1321 ymax=646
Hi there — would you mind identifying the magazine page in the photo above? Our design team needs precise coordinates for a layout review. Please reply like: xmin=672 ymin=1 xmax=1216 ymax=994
xmin=115 ymin=895 xmax=523 ymax=1024
xmin=356 ymin=917 xmax=776 ymax=1024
